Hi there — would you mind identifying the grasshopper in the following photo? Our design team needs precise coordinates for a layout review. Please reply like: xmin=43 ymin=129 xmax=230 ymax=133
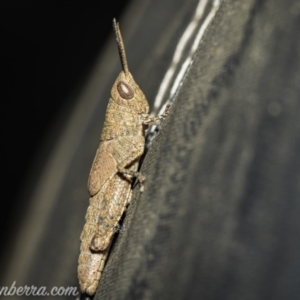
xmin=78 ymin=19 xmax=170 ymax=296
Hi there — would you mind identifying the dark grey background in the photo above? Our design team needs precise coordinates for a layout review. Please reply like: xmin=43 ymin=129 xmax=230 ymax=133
xmin=1 ymin=0 xmax=300 ymax=300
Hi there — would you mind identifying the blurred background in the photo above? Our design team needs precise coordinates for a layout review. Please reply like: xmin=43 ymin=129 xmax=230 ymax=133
xmin=1 ymin=0 xmax=300 ymax=300
xmin=1 ymin=0 xmax=129 ymax=242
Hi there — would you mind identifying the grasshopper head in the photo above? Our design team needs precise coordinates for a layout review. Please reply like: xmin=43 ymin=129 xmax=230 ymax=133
xmin=111 ymin=71 xmax=149 ymax=114
xmin=111 ymin=19 xmax=149 ymax=114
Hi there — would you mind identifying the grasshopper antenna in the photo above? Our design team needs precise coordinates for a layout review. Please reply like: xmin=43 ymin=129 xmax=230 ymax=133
xmin=113 ymin=18 xmax=129 ymax=75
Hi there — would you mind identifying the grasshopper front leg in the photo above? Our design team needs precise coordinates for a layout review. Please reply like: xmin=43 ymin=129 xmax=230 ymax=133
xmin=143 ymin=103 xmax=172 ymax=126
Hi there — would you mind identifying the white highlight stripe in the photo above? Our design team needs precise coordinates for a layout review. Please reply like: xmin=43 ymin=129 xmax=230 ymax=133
xmin=153 ymin=0 xmax=221 ymax=117
xmin=168 ymin=0 xmax=221 ymax=106
xmin=153 ymin=0 xmax=209 ymax=112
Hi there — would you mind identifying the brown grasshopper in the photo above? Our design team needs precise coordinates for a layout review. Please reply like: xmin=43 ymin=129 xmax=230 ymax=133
xmin=78 ymin=19 xmax=170 ymax=296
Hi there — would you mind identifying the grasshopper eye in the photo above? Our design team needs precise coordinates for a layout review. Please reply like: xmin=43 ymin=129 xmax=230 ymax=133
xmin=117 ymin=81 xmax=134 ymax=99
